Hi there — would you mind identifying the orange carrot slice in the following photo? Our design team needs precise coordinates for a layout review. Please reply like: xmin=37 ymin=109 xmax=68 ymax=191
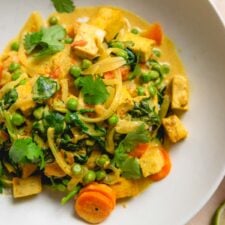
xmin=104 ymin=71 xmax=115 ymax=79
xmin=129 ymin=143 xmax=150 ymax=158
xmin=71 ymin=40 xmax=87 ymax=47
xmin=79 ymin=182 xmax=116 ymax=207
xmin=149 ymin=149 xmax=172 ymax=181
xmin=142 ymin=23 xmax=163 ymax=45
xmin=75 ymin=191 xmax=114 ymax=224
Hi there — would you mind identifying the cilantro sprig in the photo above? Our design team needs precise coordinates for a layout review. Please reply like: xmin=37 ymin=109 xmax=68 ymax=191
xmin=24 ymin=25 xmax=66 ymax=58
xmin=9 ymin=138 xmax=45 ymax=168
xmin=51 ymin=0 xmax=75 ymax=13
xmin=113 ymin=124 xmax=150 ymax=179
xmin=77 ymin=76 xmax=109 ymax=105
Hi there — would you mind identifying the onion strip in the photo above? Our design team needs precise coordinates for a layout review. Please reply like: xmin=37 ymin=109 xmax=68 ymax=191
xmin=82 ymin=57 xmax=126 ymax=75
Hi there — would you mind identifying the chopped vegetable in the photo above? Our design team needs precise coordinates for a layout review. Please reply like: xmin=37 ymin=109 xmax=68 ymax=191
xmin=75 ymin=183 xmax=116 ymax=223
xmin=76 ymin=75 xmax=109 ymax=105
xmin=9 ymin=138 xmax=44 ymax=168
xmin=142 ymin=23 xmax=163 ymax=45
xmin=32 ymin=76 xmax=59 ymax=103
xmin=24 ymin=25 xmax=66 ymax=57
xmin=51 ymin=0 xmax=75 ymax=13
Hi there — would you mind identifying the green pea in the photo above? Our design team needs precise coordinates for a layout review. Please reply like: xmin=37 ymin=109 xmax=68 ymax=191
xmin=152 ymin=48 xmax=161 ymax=57
xmin=49 ymin=16 xmax=58 ymax=25
xmin=96 ymin=170 xmax=106 ymax=181
xmin=11 ymin=41 xmax=20 ymax=51
xmin=161 ymin=63 xmax=170 ymax=74
xmin=148 ymin=70 xmax=160 ymax=80
xmin=66 ymin=98 xmax=78 ymax=111
xmin=11 ymin=70 xmax=22 ymax=81
xmin=96 ymin=154 xmax=110 ymax=168
xmin=148 ymin=85 xmax=157 ymax=96
xmin=33 ymin=107 xmax=44 ymax=120
xmin=110 ymin=41 xmax=124 ymax=49
xmin=72 ymin=164 xmax=82 ymax=175
xmin=83 ymin=170 xmax=96 ymax=184
xmin=108 ymin=114 xmax=119 ymax=125
xmin=114 ymin=49 xmax=128 ymax=59
xmin=137 ymin=86 xmax=145 ymax=96
xmin=81 ymin=59 xmax=92 ymax=70
xmin=64 ymin=37 xmax=73 ymax=44
xmin=11 ymin=112 xmax=25 ymax=126
xmin=69 ymin=65 xmax=81 ymax=78
xmin=150 ymin=62 xmax=161 ymax=72
xmin=131 ymin=28 xmax=139 ymax=34
xmin=140 ymin=72 xmax=151 ymax=83
xmin=8 ymin=62 xmax=20 ymax=73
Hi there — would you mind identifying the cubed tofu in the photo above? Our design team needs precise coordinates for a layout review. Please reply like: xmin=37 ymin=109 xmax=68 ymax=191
xmin=162 ymin=115 xmax=188 ymax=143
xmin=172 ymin=75 xmax=189 ymax=110
xmin=110 ymin=177 xmax=139 ymax=199
xmin=12 ymin=176 xmax=42 ymax=198
xmin=73 ymin=23 xmax=105 ymax=59
xmin=16 ymin=79 xmax=36 ymax=113
xmin=22 ymin=164 xmax=37 ymax=178
xmin=119 ymin=32 xmax=155 ymax=62
xmin=89 ymin=7 xmax=124 ymax=42
xmin=139 ymin=147 xmax=165 ymax=177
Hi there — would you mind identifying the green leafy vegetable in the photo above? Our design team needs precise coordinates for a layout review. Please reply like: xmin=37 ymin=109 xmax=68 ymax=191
xmin=33 ymin=76 xmax=59 ymax=103
xmin=61 ymin=185 xmax=81 ymax=205
xmin=1 ymin=89 xmax=18 ymax=109
xmin=76 ymin=76 xmax=109 ymax=105
xmin=120 ymin=157 xmax=141 ymax=179
xmin=113 ymin=124 xmax=149 ymax=179
xmin=9 ymin=138 xmax=44 ymax=168
xmin=44 ymin=112 xmax=65 ymax=135
xmin=51 ymin=0 xmax=75 ymax=13
xmin=129 ymin=98 xmax=160 ymax=127
xmin=121 ymin=124 xmax=150 ymax=152
xmin=24 ymin=25 xmax=66 ymax=57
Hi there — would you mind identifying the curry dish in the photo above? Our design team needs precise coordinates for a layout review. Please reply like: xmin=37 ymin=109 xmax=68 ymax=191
xmin=0 ymin=6 xmax=189 ymax=224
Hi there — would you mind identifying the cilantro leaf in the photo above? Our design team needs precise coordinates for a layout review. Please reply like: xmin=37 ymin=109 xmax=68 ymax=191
xmin=113 ymin=124 xmax=149 ymax=179
xmin=33 ymin=76 xmax=59 ymax=103
xmin=121 ymin=123 xmax=150 ymax=152
xmin=51 ymin=0 xmax=75 ymax=13
xmin=24 ymin=25 xmax=66 ymax=58
xmin=9 ymin=138 xmax=44 ymax=168
xmin=77 ymin=76 xmax=109 ymax=105
xmin=120 ymin=157 xmax=142 ymax=179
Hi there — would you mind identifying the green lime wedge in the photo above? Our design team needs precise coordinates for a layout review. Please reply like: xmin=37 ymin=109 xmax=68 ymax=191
xmin=212 ymin=201 xmax=225 ymax=225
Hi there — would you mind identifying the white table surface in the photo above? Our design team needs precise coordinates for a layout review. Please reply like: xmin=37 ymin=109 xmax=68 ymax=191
xmin=187 ymin=0 xmax=225 ymax=224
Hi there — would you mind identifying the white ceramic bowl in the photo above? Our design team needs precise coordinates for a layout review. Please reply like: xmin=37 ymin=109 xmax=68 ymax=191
xmin=0 ymin=1 xmax=225 ymax=225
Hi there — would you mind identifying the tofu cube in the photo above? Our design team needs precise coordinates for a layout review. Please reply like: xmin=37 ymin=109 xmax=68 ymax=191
xmin=119 ymin=32 xmax=155 ymax=62
xmin=73 ymin=23 xmax=106 ymax=59
xmin=162 ymin=115 xmax=188 ymax=143
xmin=139 ymin=147 xmax=165 ymax=177
xmin=172 ymin=75 xmax=189 ymax=110
xmin=89 ymin=7 xmax=124 ymax=42
xmin=12 ymin=176 xmax=42 ymax=198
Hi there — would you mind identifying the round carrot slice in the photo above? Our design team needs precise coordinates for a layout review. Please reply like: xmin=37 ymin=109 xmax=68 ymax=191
xmin=75 ymin=191 xmax=114 ymax=224
xmin=80 ymin=182 xmax=116 ymax=207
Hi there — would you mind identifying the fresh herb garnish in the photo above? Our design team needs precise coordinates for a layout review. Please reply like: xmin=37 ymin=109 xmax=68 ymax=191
xmin=9 ymin=138 xmax=44 ymax=168
xmin=77 ymin=76 xmax=109 ymax=105
xmin=24 ymin=25 xmax=66 ymax=58
xmin=1 ymin=89 xmax=18 ymax=109
xmin=113 ymin=124 xmax=149 ymax=179
xmin=32 ymin=76 xmax=59 ymax=103
xmin=51 ymin=0 xmax=75 ymax=13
